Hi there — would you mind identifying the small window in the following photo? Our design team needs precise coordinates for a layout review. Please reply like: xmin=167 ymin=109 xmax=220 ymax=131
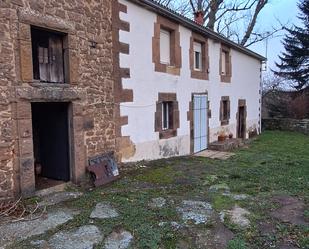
xmin=222 ymin=100 xmax=228 ymax=120
xmin=162 ymin=101 xmax=173 ymax=130
xmin=194 ymin=42 xmax=202 ymax=70
xmin=220 ymin=96 xmax=230 ymax=125
xmin=221 ymin=50 xmax=228 ymax=75
xmin=31 ymin=27 xmax=65 ymax=83
xmin=160 ymin=29 xmax=171 ymax=65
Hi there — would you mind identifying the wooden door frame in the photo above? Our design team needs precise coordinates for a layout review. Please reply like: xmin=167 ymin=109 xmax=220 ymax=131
xmin=236 ymin=99 xmax=247 ymax=139
xmin=187 ymin=92 xmax=210 ymax=154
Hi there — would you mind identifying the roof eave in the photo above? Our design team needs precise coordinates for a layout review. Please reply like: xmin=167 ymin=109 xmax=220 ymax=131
xmin=127 ymin=0 xmax=266 ymax=62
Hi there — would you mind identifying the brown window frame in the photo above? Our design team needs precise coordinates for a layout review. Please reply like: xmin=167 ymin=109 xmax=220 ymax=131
xmin=220 ymin=44 xmax=232 ymax=83
xmin=220 ymin=96 xmax=230 ymax=125
xmin=190 ymin=33 xmax=209 ymax=80
xmin=152 ymin=16 xmax=182 ymax=76
xmin=155 ymin=93 xmax=180 ymax=139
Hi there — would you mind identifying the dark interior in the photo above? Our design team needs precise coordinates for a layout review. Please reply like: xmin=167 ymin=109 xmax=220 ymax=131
xmin=31 ymin=102 xmax=70 ymax=189
xmin=238 ymin=106 xmax=246 ymax=139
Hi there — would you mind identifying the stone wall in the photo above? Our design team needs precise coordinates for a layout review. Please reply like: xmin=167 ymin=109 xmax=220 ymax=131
xmin=262 ymin=118 xmax=309 ymax=135
xmin=0 ymin=0 xmax=115 ymax=199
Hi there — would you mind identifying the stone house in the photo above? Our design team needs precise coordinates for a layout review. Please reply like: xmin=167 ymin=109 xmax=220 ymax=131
xmin=0 ymin=0 xmax=115 ymax=200
xmin=0 ymin=0 xmax=264 ymax=199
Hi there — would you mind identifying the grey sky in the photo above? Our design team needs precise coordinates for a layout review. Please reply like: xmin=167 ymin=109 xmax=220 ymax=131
xmin=249 ymin=0 xmax=301 ymax=71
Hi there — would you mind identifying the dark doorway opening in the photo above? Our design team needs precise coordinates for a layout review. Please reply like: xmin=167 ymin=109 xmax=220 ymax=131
xmin=31 ymin=102 xmax=70 ymax=190
xmin=237 ymin=106 xmax=246 ymax=139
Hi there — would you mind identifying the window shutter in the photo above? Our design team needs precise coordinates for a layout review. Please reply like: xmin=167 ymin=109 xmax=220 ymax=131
xmin=49 ymin=35 xmax=64 ymax=83
xmin=160 ymin=29 xmax=170 ymax=64
xmin=221 ymin=51 xmax=226 ymax=75
xmin=168 ymin=102 xmax=173 ymax=129
xmin=194 ymin=42 xmax=202 ymax=53
xmin=225 ymin=53 xmax=230 ymax=76
xmin=228 ymin=55 xmax=232 ymax=76
xmin=220 ymin=100 xmax=223 ymax=121
xmin=227 ymin=100 xmax=231 ymax=119
xmin=173 ymin=109 xmax=179 ymax=129
xmin=38 ymin=46 xmax=49 ymax=82
xmin=155 ymin=103 xmax=162 ymax=132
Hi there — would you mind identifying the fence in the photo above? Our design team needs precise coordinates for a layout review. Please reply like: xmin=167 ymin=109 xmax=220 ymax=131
xmin=262 ymin=118 xmax=309 ymax=135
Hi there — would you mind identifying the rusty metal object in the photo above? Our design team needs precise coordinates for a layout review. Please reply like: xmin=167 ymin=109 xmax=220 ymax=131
xmin=87 ymin=153 xmax=119 ymax=187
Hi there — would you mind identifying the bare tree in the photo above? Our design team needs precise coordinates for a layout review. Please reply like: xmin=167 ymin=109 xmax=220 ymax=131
xmin=157 ymin=0 xmax=284 ymax=47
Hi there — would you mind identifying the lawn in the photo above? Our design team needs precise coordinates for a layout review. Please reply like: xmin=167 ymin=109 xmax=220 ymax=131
xmin=9 ymin=131 xmax=309 ymax=249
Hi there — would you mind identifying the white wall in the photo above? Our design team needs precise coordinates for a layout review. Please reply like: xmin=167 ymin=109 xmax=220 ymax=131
xmin=119 ymin=0 xmax=262 ymax=162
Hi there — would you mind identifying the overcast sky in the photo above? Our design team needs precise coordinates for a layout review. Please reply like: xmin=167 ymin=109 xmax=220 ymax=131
xmin=249 ymin=0 xmax=301 ymax=72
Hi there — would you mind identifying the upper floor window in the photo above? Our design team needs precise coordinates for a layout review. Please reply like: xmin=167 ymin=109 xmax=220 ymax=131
xmin=160 ymin=29 xmax=171 ymax=65
xmin=152 ymin=16 xmax=182 ymax=75
xmin=194 ymin=42 xmax=202 ymax=71
xmin=31 ymin=27 xmax=65 ymax=83
xmin=190 ymin=33 xmax=209 ymax=80
xmin=220 ymin=45 xmax=232 ymax=83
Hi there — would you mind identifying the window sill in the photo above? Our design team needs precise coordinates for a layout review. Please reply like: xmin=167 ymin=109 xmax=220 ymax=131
xmin=221 ymin=120 xmax=229 ymax=126
xmin=30 ymin=82 xmax=71 ymax=88
xmin=191 ymin=70 xmax=208 ymax=80
xmin=159 ymin=129 xmax=177 ymax=139
xmin=220 ymin=75 xmax=231 ymax=83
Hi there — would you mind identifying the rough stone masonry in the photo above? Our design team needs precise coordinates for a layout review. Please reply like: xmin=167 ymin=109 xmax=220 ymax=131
xmin=0 ymin=0 xmax=116 ymax=200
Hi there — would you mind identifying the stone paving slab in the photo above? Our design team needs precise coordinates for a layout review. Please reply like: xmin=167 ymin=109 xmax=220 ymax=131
xmin=177 ymin=200 xmax=213 ymax=224
xmin=90 ymin=202 xmax=119 ymax=219
xmin=47 ymin=225 xmax=102 ymax=249
xmin=104 ymin=229 xmax=133 ymax=249
xmin=194 ymin=150 xmax=235 ymax=160
xmin=0 ymin=209 xmax=78 ymax=248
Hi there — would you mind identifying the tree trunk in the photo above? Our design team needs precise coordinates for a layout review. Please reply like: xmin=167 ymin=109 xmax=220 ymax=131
xmin=241 ymin=0 xmax=268 ymax=46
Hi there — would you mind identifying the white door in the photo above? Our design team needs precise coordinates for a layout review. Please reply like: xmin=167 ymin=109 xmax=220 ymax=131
xmin=193 ymin=94 xmax=208 ymax=153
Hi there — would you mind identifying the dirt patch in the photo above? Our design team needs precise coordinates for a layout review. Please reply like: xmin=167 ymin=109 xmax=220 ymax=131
xmin=258 ymin=220 xmax=277 ymax=237
xmin=196 ymin=222 xmax=234 ymax=249
xmin=277 ymin=242 xmax=299 ymax=249
xmin=270 ymin=195 xmax=308 ymax=226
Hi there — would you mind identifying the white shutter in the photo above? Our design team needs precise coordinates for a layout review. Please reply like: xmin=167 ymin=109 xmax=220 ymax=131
xmin=194 ymin=42 xmax=202 ymax=53
xmin=160 ymin=29 xmax=170 ymax=64
xmin=221 ymin=51 xmax=226 ymax=75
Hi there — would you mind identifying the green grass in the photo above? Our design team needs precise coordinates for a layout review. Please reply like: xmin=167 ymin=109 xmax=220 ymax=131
xmin=11 ymin=131 xmax=309 ymax=249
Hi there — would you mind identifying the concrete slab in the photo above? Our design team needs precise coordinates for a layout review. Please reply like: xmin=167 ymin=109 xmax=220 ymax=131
xmin=194 ymin=150 xmax=235 ymax=160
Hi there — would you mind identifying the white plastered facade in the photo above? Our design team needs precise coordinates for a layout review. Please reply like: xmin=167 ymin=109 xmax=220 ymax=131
xmin=119 ymin=0 xmax=262 ymax=162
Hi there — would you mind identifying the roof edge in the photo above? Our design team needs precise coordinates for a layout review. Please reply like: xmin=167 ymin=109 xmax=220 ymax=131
xmin=127 ymin=0 xmax=266 ymax=61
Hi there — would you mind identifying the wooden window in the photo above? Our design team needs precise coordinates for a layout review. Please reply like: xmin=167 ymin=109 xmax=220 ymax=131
xmin=155 ymin=93 xmax=180 ymax=139
xmin=220 ymin=96 xmax=230 ymax=125
xmin=220 ymin=45 xmax=232 ymax=82
xmin=162 ymin=101 xmax=173 ymax=130
xmin=31 ymin=27 xmax=65 ymax=83
xmin=160 ymin=29 xmax=171 ymax=65
xmin=190 ymin=33 xmax=209 ymax=80
xmin=194 ymin=42 xmax=202 ymax=71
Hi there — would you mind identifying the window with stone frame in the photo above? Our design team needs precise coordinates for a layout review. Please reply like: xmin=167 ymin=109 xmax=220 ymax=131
xmin=152 ymin=16 xmax=182 ymax=75
xmin=220 ymin=45 xmax=232 ymax=83
xmin=190 ymin=33 xmax=209 ymax=80
xmin=31 ymin=26 xmax=66 ymax=83
xmin=220 ymin=96 xmax=230 ymax=125
xmin=194 ymin=42 xmax=202 ymax=70
xmin=155 ymin=93 xmax=180 ymax=139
